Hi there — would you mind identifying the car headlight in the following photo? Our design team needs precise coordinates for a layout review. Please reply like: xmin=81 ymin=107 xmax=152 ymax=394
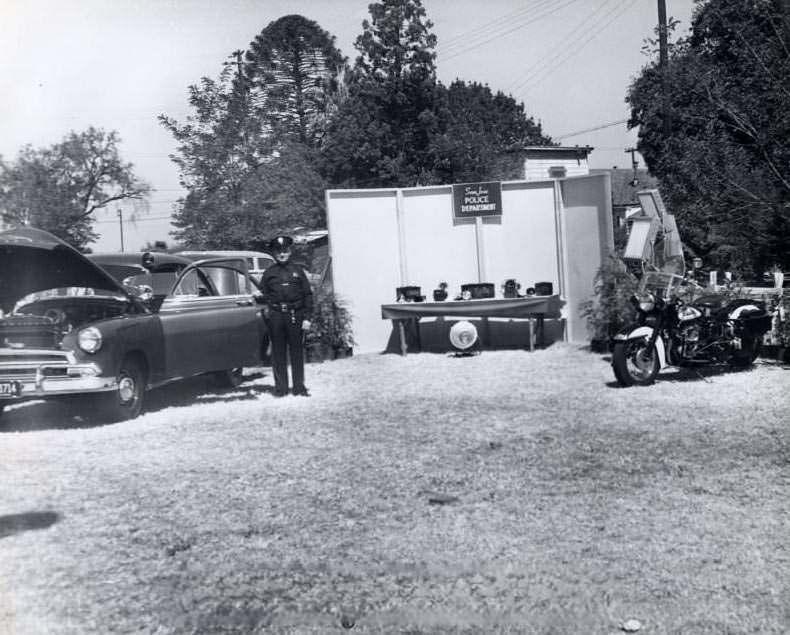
xmin=78 ymin=327 xmax=103 ymax=353
xmin=638 ymin=293 xmax=655 ymax=313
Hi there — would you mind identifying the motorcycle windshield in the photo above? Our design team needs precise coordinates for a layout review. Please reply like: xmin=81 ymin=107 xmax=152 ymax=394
xmin=639 ymin=270 xmax=686 ymax=299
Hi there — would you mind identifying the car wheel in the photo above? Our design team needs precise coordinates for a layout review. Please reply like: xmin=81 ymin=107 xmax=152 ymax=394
xmin=214 ymin=368 xmax=244 ymax=388
xmin=102 ymin=356 xmax=146 ymax=421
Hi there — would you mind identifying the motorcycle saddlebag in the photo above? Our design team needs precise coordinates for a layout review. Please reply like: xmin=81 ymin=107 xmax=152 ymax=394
xmin=741 ymin=312 xmax=772 ymax=336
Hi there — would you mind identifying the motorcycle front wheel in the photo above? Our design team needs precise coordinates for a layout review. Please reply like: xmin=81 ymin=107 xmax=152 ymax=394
xmin=612 ymin=338 xmax=660 ymax=386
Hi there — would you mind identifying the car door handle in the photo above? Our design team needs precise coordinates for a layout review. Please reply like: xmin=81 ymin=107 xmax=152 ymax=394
xmin=236 ymin=299 xmax=253 ymax=306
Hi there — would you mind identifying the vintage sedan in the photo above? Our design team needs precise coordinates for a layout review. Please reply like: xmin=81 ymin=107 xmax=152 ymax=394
xmin=0 ymin=227 xmax=267 ymax=422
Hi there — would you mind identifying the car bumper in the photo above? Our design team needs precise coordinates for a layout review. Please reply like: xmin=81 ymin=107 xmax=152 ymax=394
xmin=0 ymin=348 xmax=116 ymax=400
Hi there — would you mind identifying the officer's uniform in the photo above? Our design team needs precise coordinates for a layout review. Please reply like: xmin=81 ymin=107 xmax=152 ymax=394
xmin=260 ymin=237 xmax=313 ymax=396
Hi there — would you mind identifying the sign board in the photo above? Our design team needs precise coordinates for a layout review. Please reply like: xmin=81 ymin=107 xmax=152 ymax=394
xmin=452 ymin=181 xmax=502 ymax=219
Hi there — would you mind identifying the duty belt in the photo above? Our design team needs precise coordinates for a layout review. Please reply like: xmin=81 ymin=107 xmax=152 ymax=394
xmin=270 ymin=302 xmax=304 ymax=312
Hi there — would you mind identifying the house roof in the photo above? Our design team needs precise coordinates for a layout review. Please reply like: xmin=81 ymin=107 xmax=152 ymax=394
xmin=499 ymin=145 xmax=594 ymax=158
xmin=591 ymin=168 xmax=660 ymax=206
xmin=521 ymin=145 xmax=593 ymax=156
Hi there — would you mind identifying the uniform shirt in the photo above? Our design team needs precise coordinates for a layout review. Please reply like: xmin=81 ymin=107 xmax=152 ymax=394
xmin=260 ymin=261 xmax=313 ymax=312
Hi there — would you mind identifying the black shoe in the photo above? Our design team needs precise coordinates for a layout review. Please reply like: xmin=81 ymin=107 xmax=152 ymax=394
xmin=292 ymin=387 xmax=310 ymax=397
xmin=273 ymin=389 xmax=287 ymax=398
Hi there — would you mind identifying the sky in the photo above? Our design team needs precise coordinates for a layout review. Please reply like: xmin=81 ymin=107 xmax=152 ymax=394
xmin=0 ymin=0 xmax=698 ymax=252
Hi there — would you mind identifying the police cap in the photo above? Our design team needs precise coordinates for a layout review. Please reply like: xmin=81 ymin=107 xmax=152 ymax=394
xmin=269 ymin=235 xmax=293 ymax=253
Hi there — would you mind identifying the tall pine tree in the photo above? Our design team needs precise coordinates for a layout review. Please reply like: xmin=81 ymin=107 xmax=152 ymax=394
xmin=160 ymin=15 xmax=345 ymax=248
xmin=320 ymin=0 xmax=441 ymax=187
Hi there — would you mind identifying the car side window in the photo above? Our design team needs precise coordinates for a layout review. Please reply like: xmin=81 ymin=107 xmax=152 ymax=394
xmin=199 ymin=264 xmax=250 ymax=296
xmin=173 ymin=269 xmax=214 ymax=297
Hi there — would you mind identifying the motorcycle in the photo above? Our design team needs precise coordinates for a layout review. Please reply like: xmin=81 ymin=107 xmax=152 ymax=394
xmin=612 ymin=270 xmax=773 ymax=386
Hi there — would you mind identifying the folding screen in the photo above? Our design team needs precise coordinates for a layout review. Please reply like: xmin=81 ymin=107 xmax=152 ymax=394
xmin=327 ymin=175 xmax=613 ymax=353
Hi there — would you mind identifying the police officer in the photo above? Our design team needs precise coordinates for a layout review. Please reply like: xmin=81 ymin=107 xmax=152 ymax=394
xmin=260 ymin=236 xmax=313 ymax=397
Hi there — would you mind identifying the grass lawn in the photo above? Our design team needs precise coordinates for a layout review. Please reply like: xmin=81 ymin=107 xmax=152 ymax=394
xmin=1 ymin=344 xmax=789 ymax=634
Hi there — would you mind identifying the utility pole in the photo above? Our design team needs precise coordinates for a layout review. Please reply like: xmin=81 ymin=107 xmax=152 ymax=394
xmin=625 ymin=147 xmax=640 ymax=186
xmin=117 ymin=208 xmax=125 ymax=252
xmin=657 ymin=0 xmax=671 ymax=137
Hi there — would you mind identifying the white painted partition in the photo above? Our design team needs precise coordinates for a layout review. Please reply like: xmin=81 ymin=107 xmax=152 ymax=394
xmin=401 ymin=187 xmax=479 ymax=296
xmin=559 ymin=174 xmax=615 ymax=342
xmin=326 ymin=175 xmax=613 ymax=353
xmin=325 ymin=189 xmax=402 ymax=353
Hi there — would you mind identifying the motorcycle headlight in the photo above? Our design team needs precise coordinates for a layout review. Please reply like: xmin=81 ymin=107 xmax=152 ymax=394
xmin=78 ymin=327 xmax=103 ymax=353
xmin=638 ymin=293 xmax=655 ymax=313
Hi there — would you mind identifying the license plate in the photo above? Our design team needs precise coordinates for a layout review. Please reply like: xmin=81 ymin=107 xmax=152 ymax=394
xmin=0 ymin=381 xmax=21 ymax=397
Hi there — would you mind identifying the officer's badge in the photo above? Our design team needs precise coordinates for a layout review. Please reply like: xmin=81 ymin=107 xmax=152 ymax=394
xmin=292 ymin=272 xmax=299 ymax=278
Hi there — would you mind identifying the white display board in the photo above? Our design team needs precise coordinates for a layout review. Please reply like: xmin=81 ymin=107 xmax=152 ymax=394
xmin=327 ymin=175 xmax=613 ymax=353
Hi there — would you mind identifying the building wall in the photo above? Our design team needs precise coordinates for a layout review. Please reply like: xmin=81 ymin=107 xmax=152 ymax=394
xmin=524 ymin=156 xmax=590 ymax=181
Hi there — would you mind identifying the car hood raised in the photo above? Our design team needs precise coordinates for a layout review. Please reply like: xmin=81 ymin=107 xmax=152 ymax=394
xmin=0 ymin=226 xmax=130 ymax=312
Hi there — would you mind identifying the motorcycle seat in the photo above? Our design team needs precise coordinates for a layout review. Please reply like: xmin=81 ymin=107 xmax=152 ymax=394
xmin=694 ymin=294 xmax=727 ymax=309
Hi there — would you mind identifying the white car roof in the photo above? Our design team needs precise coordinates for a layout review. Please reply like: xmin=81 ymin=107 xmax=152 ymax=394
xmin=177 ymin=250 xmax=272 ymax=258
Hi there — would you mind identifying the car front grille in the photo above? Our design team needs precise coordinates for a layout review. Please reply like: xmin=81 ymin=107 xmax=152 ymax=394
xmin=0 ymin=315 xmax=60 ymax=349
xmin=0 ymin=350 xmax=73 ymax=382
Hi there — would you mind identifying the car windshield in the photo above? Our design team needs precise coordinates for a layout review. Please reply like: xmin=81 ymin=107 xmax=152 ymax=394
xmin=122 ymin=272 xmax=181 ymax=296
xmin=96 ymin=263 xmax=183 ymax=297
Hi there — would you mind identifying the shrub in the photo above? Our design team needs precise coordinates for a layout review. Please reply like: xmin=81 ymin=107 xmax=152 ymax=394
xmin=579 ymin=256 xmax=640 ymax=346
xmin=773 ymin=292 xmax=790 ymax=348
xmin=305 ymin=285 xmax=355 ymax=362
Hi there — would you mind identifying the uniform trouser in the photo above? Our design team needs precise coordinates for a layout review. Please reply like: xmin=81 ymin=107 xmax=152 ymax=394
xmin=268 ymin=310 xmax=306 ymax=393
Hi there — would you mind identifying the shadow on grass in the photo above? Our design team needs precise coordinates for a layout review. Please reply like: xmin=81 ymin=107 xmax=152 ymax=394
xmin=0 ymin=369 xmax=272 ymax=432
xmin=605 ymin=364 xmax=758 ymax=388
xmin=0 ymin=511 xmax=59 ymax=539
xmin=141 ymin=372 xmax=273 ymax=414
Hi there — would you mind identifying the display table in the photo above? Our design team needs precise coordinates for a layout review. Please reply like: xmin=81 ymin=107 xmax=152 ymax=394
xmin=381 ymin=295 xmax=563 ymax=355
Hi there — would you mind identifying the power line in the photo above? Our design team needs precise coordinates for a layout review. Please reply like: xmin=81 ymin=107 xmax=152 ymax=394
xmin=438 ymin=1 xmax=555 ymax=52
xmin=439 ymin=0 xmax=582 ymax=63
xmin=554 ymin=118 xmax=629 ymax=140
xmin=505 ymin=0 xmax=619 ymax=94
xmin=94 ymin=214 xmax=174 ymax=224
xmin=511 ymin=0 xmax=638 ymax=97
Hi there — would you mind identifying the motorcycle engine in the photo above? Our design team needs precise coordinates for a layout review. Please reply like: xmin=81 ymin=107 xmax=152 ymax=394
xmin=678 ymin=324 xmax=700 ymax=358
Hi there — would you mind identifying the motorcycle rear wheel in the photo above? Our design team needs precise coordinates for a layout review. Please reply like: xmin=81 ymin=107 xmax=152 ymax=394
xmin=613 ymin=339 xmax=660 ymax=386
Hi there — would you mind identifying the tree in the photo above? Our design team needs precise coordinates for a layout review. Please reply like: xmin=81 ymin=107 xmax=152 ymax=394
xmin=160 ymin=15 xmax=345 ymax=248
xmin=0 ymin=128 xmax=150 ymax=250
xmin=319 ymin=0 xmax=442 ymax=187
xmin=627 ymin=0 xmax=790 ymax=275
xmin=320 ymin=0 xmax=553 ymax=187
xmin=430 ymin=81 xmax=553 ymax=183
xmin=245 ymin=14 xmax=347 ymax=146
xmin=169 ymin=141 xmax=328 ymax=249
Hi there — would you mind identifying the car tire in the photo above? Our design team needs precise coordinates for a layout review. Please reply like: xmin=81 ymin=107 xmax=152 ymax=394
xmin=101 ymin=356 xmax=146 ymax=421
xmin=214 ymin=368 xmax=244 ymax=388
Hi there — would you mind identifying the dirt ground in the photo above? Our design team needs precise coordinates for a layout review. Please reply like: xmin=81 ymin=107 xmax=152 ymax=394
xmin=1 ymin=345 xmax=789 ymax=634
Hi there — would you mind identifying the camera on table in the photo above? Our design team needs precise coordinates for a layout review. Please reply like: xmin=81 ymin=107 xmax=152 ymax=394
xmin=396 ymin=286 xmax=425 ymax=302
xmin=502 ymin=278 xmax=521 ymax=298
